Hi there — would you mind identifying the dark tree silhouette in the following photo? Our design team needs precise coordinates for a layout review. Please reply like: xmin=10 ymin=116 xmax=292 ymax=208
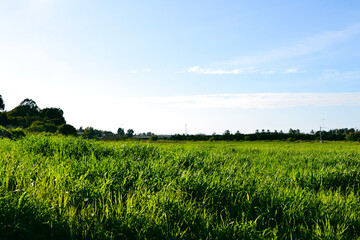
xmin=40 ymin=108 xmax=66 ymax=125
xmin=126 ymin=129 xmax=134 ymax=138
xmin=117 ymin=128 xmax=125 ymax=136
xmin=9 ymin=98 xmax=40 ymax=117
xmin=58 ymin=124 xmax=77 ymax=136
xmin=0 ymin=94 xmax=4 ymax=111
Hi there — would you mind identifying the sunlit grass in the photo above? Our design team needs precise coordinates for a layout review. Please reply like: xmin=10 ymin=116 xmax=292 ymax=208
xmin=0 ymin=135 xmax=359 ymax=239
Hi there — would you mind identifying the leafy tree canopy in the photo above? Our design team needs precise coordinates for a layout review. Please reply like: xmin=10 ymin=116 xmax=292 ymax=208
xmin=40 ymin=108 xmax=66 ymax=125
xmin=20 ymin=98 xmax=39 ymax=109
xmin=126 ymin=129 xmax=134 ymax=138
xmin=27 ymin=121 xmax=58 ymax=133
xmin=58 ymin=124 xmax=77 ymax=136
xmin=117 ymin=127 xmax=125 ymax=136
xmin=9 ymin=98 xmax=40 ymax=117
xmin=82 ymin=127 xmax=103 ymax=139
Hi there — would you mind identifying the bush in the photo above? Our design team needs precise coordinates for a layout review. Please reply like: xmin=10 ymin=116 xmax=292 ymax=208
xmin=346 ymin=132 xmax=360 ymax=141
xmin=58 ymin=124 xmax=77 ymax=136
xmin=0 ymin=125 xmax=12 ymax=139
xmin=149 ymin=135 xmax=158 ymax=141
xmin=10 ymin=128 xmax=26 ymax=139
xmin=27 ymin=121 xmax=58 ymax=133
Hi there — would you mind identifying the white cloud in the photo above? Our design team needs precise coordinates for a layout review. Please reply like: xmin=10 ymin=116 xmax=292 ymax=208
xmin=187 ymin=66 xmax=258 ymax=75
xmin=147 ymin=93 xmax=360 ymax=109
xmin=283 ymin=68 xmax=307 ymax=74
xmin=187 ymin=66 xmax=294 ymax=75
xmin=128 ymin=69 xmax=152 ymax=74
xmin=319 ymin=69 xmax=360 ymax=81
xmin=284 ymin=68 xmax=300 ymax=73
xmin=188 ymin=66 xmax=201 ymax=72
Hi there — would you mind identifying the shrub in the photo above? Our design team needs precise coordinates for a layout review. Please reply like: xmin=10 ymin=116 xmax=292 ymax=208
xmin=10 ymin=127 xmax=26 ymax=139
xmin=346 ymin=132 xmax=360 ymax=141
xmin=58 ymin=124 xmax=77 ymax=136
xmin=0 ymin=125 xmax=12 ymax=139
xmin=27 ymin=121 xmax=58 ymax=133
xmin=149 ymin=135 xmax=159 ymax=141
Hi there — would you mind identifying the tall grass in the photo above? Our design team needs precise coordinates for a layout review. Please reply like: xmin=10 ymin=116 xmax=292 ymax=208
xmin=0 ymin=135 xmax=359 ymax=239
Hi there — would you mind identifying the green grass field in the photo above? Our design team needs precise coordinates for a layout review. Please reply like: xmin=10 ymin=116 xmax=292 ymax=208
xmin=0 ymin=135 xmax=359 ymax=239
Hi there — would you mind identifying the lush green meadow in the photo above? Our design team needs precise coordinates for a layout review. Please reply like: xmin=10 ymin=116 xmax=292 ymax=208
xmin=0 ymin=135 xmax=360 ymax=239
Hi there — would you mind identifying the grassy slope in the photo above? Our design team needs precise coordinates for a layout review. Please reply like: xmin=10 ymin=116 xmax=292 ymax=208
xmin=0 ymin=135 xmax=360 ymax=239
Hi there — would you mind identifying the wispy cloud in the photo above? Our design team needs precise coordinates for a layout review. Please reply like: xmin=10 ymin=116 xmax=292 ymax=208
xmin=188 ymin=66 xmax=305 ymax=75
xmin=148 ymin=93 xmax=360 ymax=109
xmin=319 ymin=69 xmax=360 ymax=82
xmin=187 ymin=66 xmax=258 ymax=75
xmin=226 ymin=24 xmax=360 ymax=66
xmin=186 ymin=24 xmax=360 ymax=74
xmin=128 ymin=68 xmax=152 ymax=74
xmin=283 ymin=68 xmax=307 ymax=74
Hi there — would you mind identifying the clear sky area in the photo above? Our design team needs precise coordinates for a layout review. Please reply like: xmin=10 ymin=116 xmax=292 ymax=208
xmin=1 ymin=0 xmax=360 ymax=134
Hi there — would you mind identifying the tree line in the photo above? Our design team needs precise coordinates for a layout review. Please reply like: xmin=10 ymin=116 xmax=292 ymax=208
xmin=1 ymin=94 xmax=360 ymax=141
xmin=0 ymin=95 xmax=137 ymax=140
xmin=170 ymin=128 xmax=360 ymax=141
xmin=0 ymin=96 xmax=77 ymax=136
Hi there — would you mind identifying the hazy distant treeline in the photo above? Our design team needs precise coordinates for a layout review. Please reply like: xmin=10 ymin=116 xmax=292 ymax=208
xmin=1 ymin=95 xmax=360 ymax=141
xmin=170 ymin=128 xmax=360 ymax=142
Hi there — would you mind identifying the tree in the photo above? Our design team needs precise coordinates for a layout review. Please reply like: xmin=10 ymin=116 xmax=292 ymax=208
xmin=223 ymin=130 xmax=231 ymax=141
xmin=126 ymin=129 xmax=134 ymax=138
xmin=83 ymin=127 xmax=95 ymax=139
xmin=149 ymin=135 xmax=158 ymax=141
xmin=0 ymin=112 xmax=8 ymax=126
xmin=9 ymin=98 xmax=40 ymax=117
xmin=0 ymin=94 xmax=4 ymax=111
xmin=346 ymin=132 xmax=360 ymax=141
xmin=58 ymin=124 xmax=77 ymax=136
xmin=82 ymin=127 xmax=102 ymax=139
xmin=289 ymin=128 xmax=295 ymax=135
xmin=234 ymin=131 xmax=244 ymax=141
xmin=117 ymin=128 xmax=125 ymax=136
xmin=40 ymin=108 xmax=66 ymax=125
xmin=20 ymin=98 xmax=39 ymax=109
xmin=7 ymin=99 xmax=41 ymax=128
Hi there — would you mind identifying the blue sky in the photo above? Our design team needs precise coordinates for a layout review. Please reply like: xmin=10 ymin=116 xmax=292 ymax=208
xmin=1 ymin=0 xmax=360 ymax=134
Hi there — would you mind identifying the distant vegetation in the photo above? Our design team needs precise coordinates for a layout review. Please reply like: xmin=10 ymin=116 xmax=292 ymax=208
xmin=0 ymin=94 xmax=359 ymax=142
xmin=170 ymin=128 xmax=358 ymax=142
xmin=0 ymin=96 xmax=76 ymax=137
